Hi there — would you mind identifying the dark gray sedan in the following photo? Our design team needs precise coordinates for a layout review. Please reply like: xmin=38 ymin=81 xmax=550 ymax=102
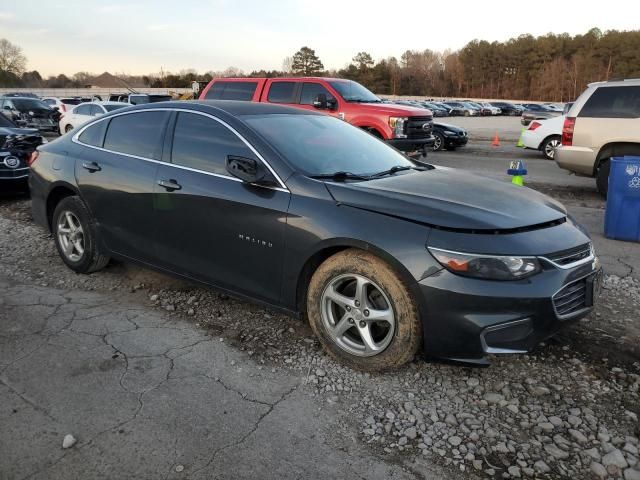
xmin=29 ymin=101 xmax=602 ymax=370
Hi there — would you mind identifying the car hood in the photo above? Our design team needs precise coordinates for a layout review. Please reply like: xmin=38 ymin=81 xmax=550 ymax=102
xmin=325 ymin=167 xmax=567 ymax=231
xmin=0 ymin=126 xmax=40 ymax=136
xmin=352 ymin=103 xmax=433 ymax=117
xmin=434 ymin=122 xmax=465 ymax=133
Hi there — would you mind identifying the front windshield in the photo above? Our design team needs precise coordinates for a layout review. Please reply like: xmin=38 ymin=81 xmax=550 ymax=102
xmin=243 ymin=114 xmax=414 ymax=177
xmin=12 ymin=99 xmax=50 ymax=110
xmin=327 ymin=80 xmax=381 ymax=103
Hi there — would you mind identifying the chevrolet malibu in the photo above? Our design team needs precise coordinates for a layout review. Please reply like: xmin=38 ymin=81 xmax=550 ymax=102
xmin=29 ymin=101 xmax=603 ymax=371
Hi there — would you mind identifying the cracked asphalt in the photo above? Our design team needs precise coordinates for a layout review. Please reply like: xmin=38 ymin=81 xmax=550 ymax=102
xmin=1 ymin=279 xmax=445 ymax=480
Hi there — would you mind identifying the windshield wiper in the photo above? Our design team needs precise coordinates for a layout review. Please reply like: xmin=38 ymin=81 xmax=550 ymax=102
xmin=369 ymin=165 xmax=425 ymax=178
xmin=310 ymin=171 xmax=371 ymax=182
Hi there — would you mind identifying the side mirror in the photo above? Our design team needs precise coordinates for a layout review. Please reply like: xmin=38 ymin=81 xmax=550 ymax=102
xmin=313 ymin=94 xmax=328 ymax=110
xmin=226 ymin=155 xmax=274 ymax=186
xmin=52 ymin=106 xmax=60 ymax=111
xmin=327 ymin=98 xmax=338 ymax=111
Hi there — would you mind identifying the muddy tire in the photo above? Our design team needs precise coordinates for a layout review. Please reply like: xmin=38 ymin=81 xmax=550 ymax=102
xmin=307 ymin=248 xmax=422 ymax=371
xmin=52 ymin=196 xmax=110 ymax=274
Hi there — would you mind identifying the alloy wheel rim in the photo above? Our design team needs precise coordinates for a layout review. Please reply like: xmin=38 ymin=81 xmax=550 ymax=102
xmin=57 ymin=211 xmax=85 ymax=262
xmin=433 ymin=135 xmax=442 ymax=150
xmin=545 ymin=139 xmax=560 ymax=158
xmin=320 ymin=273 xmax=395 ymax=357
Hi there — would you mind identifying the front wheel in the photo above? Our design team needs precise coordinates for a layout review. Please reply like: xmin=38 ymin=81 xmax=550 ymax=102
xmin=307 ymin=249 xmax=422 ymax=371
xmin=542 ymin=135 xmax=561 ymax=160
xmin=52 ymin=196 xmax=110 ymax=273
xmin=432 ymin=132 xmax=445 ymax=151
xmin=65 ymin=124 xmax=73 ymax=133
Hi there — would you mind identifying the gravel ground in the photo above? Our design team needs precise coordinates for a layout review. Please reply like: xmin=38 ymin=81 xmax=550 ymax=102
xmin=1 ymin=194 xmax=639 ymax=480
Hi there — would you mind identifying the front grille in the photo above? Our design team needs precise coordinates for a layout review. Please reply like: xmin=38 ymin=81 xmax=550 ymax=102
xmin=545 ymin=243 xmax=592 ymax=266
xmin=0 ymin=167 xmax=29 ymax=179
xmin=553 ymin=278 xmax=588 ymax=317
xmin=406 ymin=116 xmax=433 ymax=139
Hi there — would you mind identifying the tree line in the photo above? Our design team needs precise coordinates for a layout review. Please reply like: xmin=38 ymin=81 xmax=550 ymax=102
xmin=1 ymin=28 xmax=640 ymax=101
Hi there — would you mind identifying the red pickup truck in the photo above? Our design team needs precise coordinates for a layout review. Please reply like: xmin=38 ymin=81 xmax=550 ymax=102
xmin=199 ymin=77 xmax=434 ymax=154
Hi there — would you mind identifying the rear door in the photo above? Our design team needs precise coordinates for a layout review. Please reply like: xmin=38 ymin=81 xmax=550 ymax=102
xmin=152 ymin=110 xmax=290 ymax=303
xmin=74 ymin=110 xmax=171 ymax=262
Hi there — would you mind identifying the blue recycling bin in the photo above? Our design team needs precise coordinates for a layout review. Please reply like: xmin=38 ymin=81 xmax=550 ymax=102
xmin=604 ymin=156 xmax=640 ymax=242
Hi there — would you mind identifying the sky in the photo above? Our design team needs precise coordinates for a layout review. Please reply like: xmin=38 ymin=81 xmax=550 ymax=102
xmin=0 ymin=0 xmax=638 ymax=77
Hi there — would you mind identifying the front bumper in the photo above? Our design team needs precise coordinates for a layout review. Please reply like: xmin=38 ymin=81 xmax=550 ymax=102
xmin=417 ymin=255 xmax=602 ymax=361
xmin=443 ymin=133 xmax=468 ymax=148
xmin=387 ymin=136 xmax=435 ymax=152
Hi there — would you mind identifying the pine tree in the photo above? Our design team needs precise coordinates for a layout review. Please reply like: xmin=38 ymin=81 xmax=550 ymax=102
xmin=291 ymin=47 xmax=324 ymax=76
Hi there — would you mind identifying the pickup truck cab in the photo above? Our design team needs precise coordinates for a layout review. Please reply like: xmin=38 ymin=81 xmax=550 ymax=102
xmin=199 ymin=77 xmax=434 ymax=153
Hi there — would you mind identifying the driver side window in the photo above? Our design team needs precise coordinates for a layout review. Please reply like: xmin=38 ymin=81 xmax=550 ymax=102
xmin=300 ymin=83 xmax=335 ymax=105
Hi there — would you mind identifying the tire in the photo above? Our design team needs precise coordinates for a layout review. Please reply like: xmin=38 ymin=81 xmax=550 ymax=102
xmin=65 ymin=124 xmax=73 ymax=133
xmin=596 ymin=159 xmax=610 ymax=198
xmin=52 ymin=196 xmax=110 ymax=273
xmin=306 ymin=249 xmax=422 ymax=371
xmin=432 ymin=132 xmax=445 ymax=151
xmin=464 ymin=110 xmax=470 ymax=117
xmin=541 ymin=135 xmax=561 ymax=160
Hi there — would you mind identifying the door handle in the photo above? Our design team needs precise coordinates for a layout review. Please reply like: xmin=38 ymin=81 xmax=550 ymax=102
xmin=157 ymin=179 xmax=182 ymax=191
xmin=82 ymin=161 xmax=101 ymax=172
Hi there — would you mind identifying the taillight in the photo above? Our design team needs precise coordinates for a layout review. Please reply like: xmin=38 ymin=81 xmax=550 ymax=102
xmin=528 ymin=121 xmax=542 ymax=131
xmin=61 ymin=104 xmax=66 ymax=112
xmin=27 ymin=150 xmax=39 ymax=167
xmin=562 ymin=117 xmax=575 ymax=146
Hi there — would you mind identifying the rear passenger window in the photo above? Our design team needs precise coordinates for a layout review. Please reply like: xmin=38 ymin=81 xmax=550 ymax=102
xmin=205 ymin=81 xmax=257 ymax=101
xmin=74 ymin=105 xmax=92 ymax=115
xmin=267 ymin=82 xmax=296 ymax=103
xmin=103 ymin=111 xmax=169 ymax=159
xmin=171 ymin=112 xmax=256 ymax=176
xmin=579 ymin=86 xmax=640 ymax=118
xmin=78 ymin=120 xmax=107 ymax=147
xmin=300 ymin=83 xmax=335 ymax=105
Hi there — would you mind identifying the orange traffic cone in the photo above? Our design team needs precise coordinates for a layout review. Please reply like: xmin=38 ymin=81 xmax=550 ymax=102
xmin=492 ymin=133 xmax=500 ymax=147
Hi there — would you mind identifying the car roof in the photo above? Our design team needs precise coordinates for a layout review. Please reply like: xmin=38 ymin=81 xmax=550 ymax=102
xmin=128 ymin=100 xmax=322 ymax=117
xmin=0 ymin=96 xmax=43 ymax=101
xmin=588 ymin=78 xmax=640 ymax=88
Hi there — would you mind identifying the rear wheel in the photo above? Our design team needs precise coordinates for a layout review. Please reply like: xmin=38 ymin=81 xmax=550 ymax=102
xmin=542 ymin=135 xmax=561 ymax=160
xmin=52 ymin=196 xmax=110 ymax=273
xmin=596 ymin=159 xmax=610 ymax=198
xmin=65 ymin=124 xmax=73 ymax=133
xmin=307 ymin=249 xmax=422 ymax=371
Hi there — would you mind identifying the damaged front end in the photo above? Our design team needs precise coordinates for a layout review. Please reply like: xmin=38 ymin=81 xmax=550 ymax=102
xmin=12 ymin=109 xmax=60 ymax=133
xmin=0 ymin=126 xmax=45 ymax=187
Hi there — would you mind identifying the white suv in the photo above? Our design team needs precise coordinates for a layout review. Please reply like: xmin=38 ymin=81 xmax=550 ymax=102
xmin=555 ymin=78 xmax=640 ymax=196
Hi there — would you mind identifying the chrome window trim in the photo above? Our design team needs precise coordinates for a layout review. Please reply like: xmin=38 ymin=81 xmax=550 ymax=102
xmin=71 ymin=107 xmax=289 ymax=193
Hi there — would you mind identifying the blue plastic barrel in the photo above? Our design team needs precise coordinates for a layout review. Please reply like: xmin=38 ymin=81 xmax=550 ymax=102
xmin=604 ymin=156 xmax=640 ymax=242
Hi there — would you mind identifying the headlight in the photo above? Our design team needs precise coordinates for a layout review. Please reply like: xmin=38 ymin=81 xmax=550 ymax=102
xmin=428 ymin=247 xmax=541 ymax=280
xmin=443 ymin=130 xmax=457 ymax=136
xmin=388 ymin=117 xmax=408 ymax=138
